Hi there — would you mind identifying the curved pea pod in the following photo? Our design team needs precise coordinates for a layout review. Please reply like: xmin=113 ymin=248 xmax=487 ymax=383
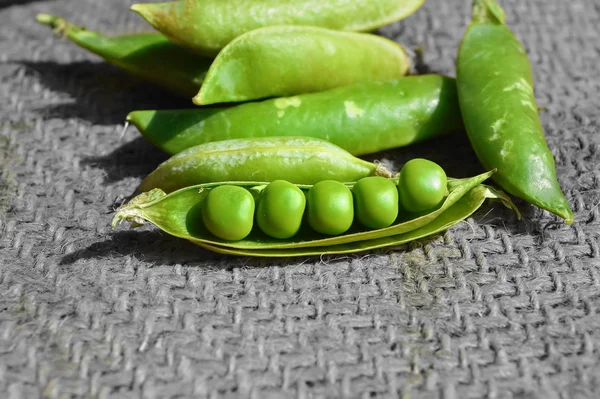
xmin=138 ymin=136 xmax=393 ymax=193
xmin=113 ymin=170 xmax=519 ymax=257
xmin=36 ymin=14 xmax=212 ymax=97
xmin=456 ymin=0 xmax=573 ymax=224
xmin=131 ymin=0 xmax=425 ymax=56
xmin=128 ymin=75 xmax=463 ymax=156
xmin=193 ymin=25 xmax=409 ymax=105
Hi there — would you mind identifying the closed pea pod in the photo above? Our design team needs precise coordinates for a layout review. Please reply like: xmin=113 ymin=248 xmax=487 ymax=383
xmin=36 ymin=14 xmax=212 ymax=97
xmin=128 ymin=75 xmax=463 ymax=156
xmin=194 ymin=26 xmax=409 ymax=105
xmin=131 ymin=0 xmax=425 ymax=56
xmin=201 ymin=185 xmax=255 ymax=241
xmin=456 ymin=0 xmax=573 ymax=224
xmin=307 ymin=180 xmax=354 ymax=236
xmin=353 ymin=177 xmax=398 ymax=229
xmin=256 ymin=180 xmax=306 ymax=239
xmin=138 ymin=136 xmax=392 ymax=193
xmin=398 ymin=158 xmax=447 ymax=213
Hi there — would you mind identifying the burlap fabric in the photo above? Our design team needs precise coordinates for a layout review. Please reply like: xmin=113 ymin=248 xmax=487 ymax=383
xmin=1 ymin=0 xmax=599 ymax=397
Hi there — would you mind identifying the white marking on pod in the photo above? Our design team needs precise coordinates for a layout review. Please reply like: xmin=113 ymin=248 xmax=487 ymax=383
xmin=274 ymin=97 xmax=302 ymax=109
xmin=489 ymin=118 xmax=505 ymax=141
xmin=500 ymin=140 xmax=513 ymax=159
xmin=344 ymin=101 xmax=365 ymax=119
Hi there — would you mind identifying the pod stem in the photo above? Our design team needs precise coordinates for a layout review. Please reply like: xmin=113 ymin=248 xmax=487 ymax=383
xmin=36 ymin=13 xmax=68 ymax=33
xmin=472 ymin=0 xmax=506 ymax=25
xmin=374 ymin=162 xmax=394 ymax=178
xmin=405 ymin=45 xmax=425 ymax=75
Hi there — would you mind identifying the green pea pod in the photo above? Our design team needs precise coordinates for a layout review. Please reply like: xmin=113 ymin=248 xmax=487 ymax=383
xmin=193 ymin=25 xmax=409 ymax=104
xmin=131 ymin=0 xmax=425 ymax=56
xmin=36 ymin=14 xmax=212 ymax=97
xmin=456 ymin=0 xmax=573 ymax=224
xmin=113 ymin=171 xmax=519 ymax=257
xmin=127 ymin=75 xmax=462 ymax=156
xmin=138 ymin=136 xmax=393 ymax=193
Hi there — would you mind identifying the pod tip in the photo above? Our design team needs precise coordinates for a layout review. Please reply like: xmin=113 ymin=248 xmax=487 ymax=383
xmin=561 ymin=209 xmax=575 ymax=226
xmin=125 ymin=110 xmax=156 ymax=131
xmin=36 ymin=13 xmax=64 ymax=29
xmin=130 ymin=3 xmax=143 ymax=13
xmin=472 ymin=0 xmax=506 ymax=25
xmin=130 ymin=3 xmax=157 ymax=24
xmin=191 ymin=94 xmax=204 ymax=106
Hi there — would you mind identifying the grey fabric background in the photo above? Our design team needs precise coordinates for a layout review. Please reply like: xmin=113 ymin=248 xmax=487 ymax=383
xmin=1 ymin=0 xmax=599 ymax=398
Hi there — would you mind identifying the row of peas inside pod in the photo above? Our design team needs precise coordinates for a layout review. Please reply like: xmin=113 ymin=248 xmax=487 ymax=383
xmin=202 ymin=159 xmax=447 ymax=241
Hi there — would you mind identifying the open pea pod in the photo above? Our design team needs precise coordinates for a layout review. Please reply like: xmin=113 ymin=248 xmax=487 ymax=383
xmin=36 ymin=14 xmax=212 ymax=97
xmin=113 ymin=171 xmax=518 ymax=256
xmin=196 ymin=184 xmax=513 ymax=257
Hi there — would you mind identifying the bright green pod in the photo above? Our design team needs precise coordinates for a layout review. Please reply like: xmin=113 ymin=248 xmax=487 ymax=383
xmin=193 ymin=25 xmax=409 ymax=105
xmin=398 ymin=158 xmax=447 ymax=213
xmin=307 ymin=181 xmax=354 ymax=236
xmin=113 ymin=170 xmax=520 ymax=257
xmin=256 ymin=180 xmax=306 ymax=239
xmin=138 ymin=136 xmax=392 ymax=193
xmin=130 ymin=0 xmax=425 ymax=56
xmin=36 ymin=14 xmax=212 ymax=98
xmin=201 ymin=185 xmax=255 ymax=241
xmin=353 ymin=177 xmax=399 ymax=229
xmin=456 ymin=0 xmax=573 ymax=224
xmin=127 ymin=75 xmax=463 ymax=156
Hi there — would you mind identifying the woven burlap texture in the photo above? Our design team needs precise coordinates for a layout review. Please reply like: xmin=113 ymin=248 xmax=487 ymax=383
xmin=1 ymin=0 xmax=599 ymax=398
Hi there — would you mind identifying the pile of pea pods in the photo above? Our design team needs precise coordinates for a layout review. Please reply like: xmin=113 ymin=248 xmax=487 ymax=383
xmin=39 ymin=0 xmax=573 ymax=257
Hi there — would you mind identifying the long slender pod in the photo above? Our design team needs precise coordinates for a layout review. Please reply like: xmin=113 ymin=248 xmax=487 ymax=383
xmin=128 ymin=75 xmax=463 ymax=156
xmin=36 ymin=14 xmax=212 ymax=97
xmin=456 ymin=0 xmax=573 ymax=223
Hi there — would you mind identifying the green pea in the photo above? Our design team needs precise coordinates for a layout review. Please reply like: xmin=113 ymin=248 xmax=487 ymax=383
xmin=256 ymin=180 xmax=306 ymax=239
xmin=456 ymin=0 xmax=573 ymax=224
xmin=36 ymin=14 xmax=212 ymax=98
xmin=398 ymin=159 xmax=447 ymax=213
xmin=353 ymin=177 xmax=398 ymax=229
xmin=307 ymin=181 xmax=354 ymax=236
xmin=128 ymin=75 xmax=463 ymax=157
xmin=194 ymin=26 xmax=409 ymax=105
xmin=131 ymin=0 xmax=425 ymax=56
xmin=201 ymin=185 xmax=255 ymax=241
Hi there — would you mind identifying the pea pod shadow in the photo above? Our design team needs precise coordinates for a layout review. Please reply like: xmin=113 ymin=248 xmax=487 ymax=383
xmin=362 ymin=132 xmax=484 ymax=179
xmin=13 ymin=60 xmax=192 ymax=125
xmin=81 ymin=136 xmax=169 ymax=184
xmin=59 ymin=229 xmax=406 ymax=268
xmin=59 ymin=202 xmax=527 ymax=267
xmin=84 ymin=121 xmax=483 ymax=192
xmin=0 ymin=0 xmax=48 ymax=9
xmin=59 ymin=230 xmax=223 ymax=266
